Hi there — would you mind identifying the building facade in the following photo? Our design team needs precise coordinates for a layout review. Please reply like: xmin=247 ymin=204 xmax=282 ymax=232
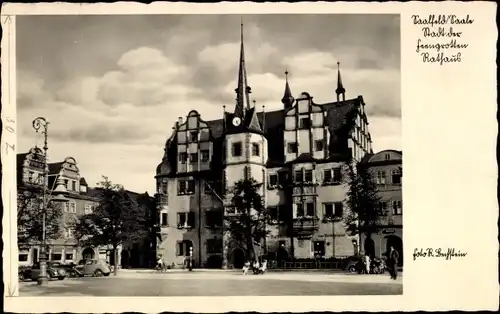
xmin=155 ymin=25 xmax=374 ymax=269
xmin=360 ymin=149 xmax=403 ymax=266
xmin=17 ymin=149 xmax=127 ymax=267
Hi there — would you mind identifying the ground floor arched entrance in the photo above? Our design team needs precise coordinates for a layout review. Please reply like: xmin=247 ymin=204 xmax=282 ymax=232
xmin=206 ymin=255 xmax=223 ymax=269
xmin=385 ymin=235 xmax=403 ymax=266
xmin=276 ymin=247 xmax=289 ymax=267
xmin=82 ymin=247 xmax=95 ymax=260
xmin=231 ymin=248 xmax=246 ymax=269
xmin=364 ymin=237 xmax=376 ymax=258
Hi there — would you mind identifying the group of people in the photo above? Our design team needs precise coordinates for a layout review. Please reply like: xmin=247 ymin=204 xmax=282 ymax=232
xmin=242 ymin=259 xmax=268 ymax=275
xmin=362 ymin=246 xmax=400 ymax=280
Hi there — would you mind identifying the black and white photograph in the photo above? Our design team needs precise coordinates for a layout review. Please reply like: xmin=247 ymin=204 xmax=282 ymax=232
xmin=13 ymin=13 xmax=402 ymax=297
xmin=2 ymin=2 xmax=498 ymax=312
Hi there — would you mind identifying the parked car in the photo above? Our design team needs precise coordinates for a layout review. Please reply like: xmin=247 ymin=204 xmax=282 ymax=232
xmin=75 ymin=259 xmax=111 ymax=277
xmin=18 ymin=265 xmax=32 ymax=281
xmin=343 ymin=255 xmax=386 ymax=274
xmin=29 ymin=262 xmax=67 ymax=281
xmin=343 ymin=255 xmax=365 ymax=273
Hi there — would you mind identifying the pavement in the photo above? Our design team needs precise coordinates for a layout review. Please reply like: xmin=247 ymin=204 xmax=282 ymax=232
xmin=19 ymin=269 xmax=402 ymax=296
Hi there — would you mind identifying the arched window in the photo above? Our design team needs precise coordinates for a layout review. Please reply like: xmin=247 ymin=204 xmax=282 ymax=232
xmin=391 ymin=169 xmax=402 ymax=185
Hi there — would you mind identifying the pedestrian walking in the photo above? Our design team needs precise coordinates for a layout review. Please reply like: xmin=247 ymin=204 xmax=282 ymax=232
xmin=387 ymin=246 xmax=399 ymax=280
xmin=156 ymin=255 xmax=165 ymax=272
xmin=364 ymin=254 xmax=371 ymax=274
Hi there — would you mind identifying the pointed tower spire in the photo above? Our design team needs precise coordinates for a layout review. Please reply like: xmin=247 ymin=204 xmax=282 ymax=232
xmin=234 ymin=19 xmax=252 ymax=119
xmin=336 ymin=61 xmax=346 ymax=102
xmin=281 ymin=69 xmax=295 ymax=109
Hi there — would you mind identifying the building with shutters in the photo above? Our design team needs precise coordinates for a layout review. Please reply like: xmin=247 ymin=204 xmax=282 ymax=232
xmin=155 ymin=24 xmax=376 ymax=269
xmin=360 ymin=149 xmax=403 ymax=267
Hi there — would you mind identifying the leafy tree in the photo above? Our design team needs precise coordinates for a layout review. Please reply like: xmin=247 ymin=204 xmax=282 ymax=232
xmin=71 ymin=176 xmax=148 ymax=275
xmin=343 ymin=160 xmax=382 ymax=254
xmin=17 ymin=184 xmax=63 ymax=247
xmin=225 ymin=178 xmax=269 ymax=264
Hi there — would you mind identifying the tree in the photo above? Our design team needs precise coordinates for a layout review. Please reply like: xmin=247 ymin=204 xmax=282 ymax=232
xmin=225 ymin=178 xmax=269 ymax=264
xmin=71 ymin=176 xmax=148 ymax=275
xmin=17 ymin=184 xmax=63 ymax=247
xmin=343 ymin=160 xmax=382 ymax=254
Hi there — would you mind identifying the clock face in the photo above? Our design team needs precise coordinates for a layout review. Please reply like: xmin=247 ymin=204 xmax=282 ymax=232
xmin=232 ymin=117 xmax=241 ymax=126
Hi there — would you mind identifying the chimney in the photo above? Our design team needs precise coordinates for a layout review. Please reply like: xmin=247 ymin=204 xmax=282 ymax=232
xmin=177 ymin=117 xmax=183 ymax=127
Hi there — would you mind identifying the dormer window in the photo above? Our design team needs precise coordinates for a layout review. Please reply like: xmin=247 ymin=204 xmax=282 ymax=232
xmin=189 ymin=131 xmax=198 ymax=142
xmin=80 ymin=185 xmax=87 ymax=193
xmin=299 ymin=116 xmax=311 ymax=129
xmin=385 ymin=153 xmax=391 ymax=161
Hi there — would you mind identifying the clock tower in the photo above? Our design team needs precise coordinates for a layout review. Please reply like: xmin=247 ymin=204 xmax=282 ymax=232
xmin=221 ymin=22 xmax=268 ymax=268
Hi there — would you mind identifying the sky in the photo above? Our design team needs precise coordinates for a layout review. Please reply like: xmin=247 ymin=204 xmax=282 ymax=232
xmin=16 ymin=14 xmax=401 ymax=195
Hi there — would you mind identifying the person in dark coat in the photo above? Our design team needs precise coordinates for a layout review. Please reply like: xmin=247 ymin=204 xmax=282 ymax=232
xmin=387 ymin=246 xmax=400 ymax=280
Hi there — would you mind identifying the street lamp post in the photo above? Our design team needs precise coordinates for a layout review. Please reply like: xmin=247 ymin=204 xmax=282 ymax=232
xmin=32 ymin=117 xmax=68 ymax=286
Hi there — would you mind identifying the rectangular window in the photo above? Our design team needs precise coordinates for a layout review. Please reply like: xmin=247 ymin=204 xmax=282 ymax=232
xmin=64 ymin=227 xmax=73 ymax=238
xmin=287 ymin=142 xmax=298 ymax=154
xmin=189 ymin=153 xmax=198 ymax=164
xmin=177 ymin=213 xmax=187 ymax=227
xmin=314 ymin=140 xmax=323 ymax=151
xmin=71 ymin=180 xmax=76 ymax=191
xmin=384 ymin=153 xmax=391 ymax=161
xmin=19 ymin=254 xmax=28 ymax=262
xmin=377 ymin=171 xmax=386 ymax=185
xmin=379 ymin=201 xmax=388 ymax=215
xmin=296 ymin=203 xmax=304 ymax=217
xmin=189 ymin=131 xmax=198 ymax=142
xmin=299 ymin=116 xmax=311 ymax=129
xmin=313 ymin=241 xmax=325 ymax=257
xmin=70 ymin=202 xmax=76 ymax=213
xmin=269 ymin=174 xmax=278 ymax=188
xmin=306 ymin=202 xmax=315 ymax=217
xmin=63 ymin=202 xmax=69 ymax=213
xmin=187 ymin=212 xmax=195 ymax=227
xmin=252 ymin=143 xmax=260 ymax=156
xmin=161 ymin=213 xmax=168 ymax=226
xmin=201 ymin=150 xmax=210 ymax=162
xmin=51 ymin=253 xmax=62 ymax=261
xmin=65 ymin=253 xmax=73 ymax=261
xmin=305 ymin=170 xmax=313 ymax=182
xmin=333 ymin=167 xmax=342 ymax=183
xmin=392 ymin=200 xmax=402 ymax=215
xmin=334 ymin=202 xmax=343 ymax=217
xmin=178 ymin=181 xmax=186 ymax=195
xmin=295 ymin=170 xmax=303 ymax=182
xmin=391 ymin=169 xmax=402 ymax=184
xmin=323 ymin=169 xmax=332 ymax=183
xmin=268 ymin=206 xmax=278 ymax=222
xmin=232 ymin=142 xmax=242 ymax=157
xmin=186 ymin=180 xmax=195 ymax=194
xmin=323 ymin=203 xmax=333 ymax=218
xmin=179 ymin=153 xmax=188 ymax=164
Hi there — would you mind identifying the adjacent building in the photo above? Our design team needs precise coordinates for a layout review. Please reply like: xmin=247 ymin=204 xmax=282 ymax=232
xmin=154 ymin=25 xmax=376 ymax=269
xmin=360 ymin=149 xmax=403 ymax=266
xmin=17 ymin=147 xmax=157 ymax=268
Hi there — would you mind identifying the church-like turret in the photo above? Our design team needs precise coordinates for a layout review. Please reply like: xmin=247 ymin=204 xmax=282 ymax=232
xmin=281 ymin=69 xmax=295 ymax=109
xmin=335 ymin=61 xmax=346 ymax=102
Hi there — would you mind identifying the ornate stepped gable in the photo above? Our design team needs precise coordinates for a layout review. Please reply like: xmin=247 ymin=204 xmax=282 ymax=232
xmin=157 ymin=96 xmax=364 ymax=176
xmin=156 ymin=24 xmax=368 ymax=177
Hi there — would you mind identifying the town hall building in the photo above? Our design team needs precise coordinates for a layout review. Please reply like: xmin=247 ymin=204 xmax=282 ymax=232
xmin=155 ymin=24 xmax=374 ymax=269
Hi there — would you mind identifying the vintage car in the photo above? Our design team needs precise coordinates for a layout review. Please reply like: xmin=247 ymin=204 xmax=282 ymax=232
xmin=28 ymin=262 xmax=67 ymax=281
xmin=75 ymin=259 xmax=111 ymax=277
